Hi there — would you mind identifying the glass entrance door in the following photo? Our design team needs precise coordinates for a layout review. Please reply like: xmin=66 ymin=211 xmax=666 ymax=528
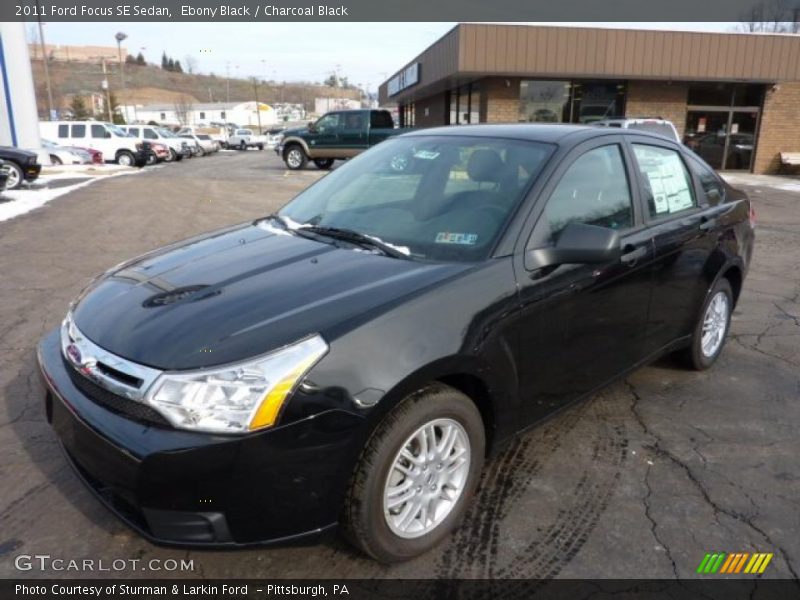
xmin=684 ymin=110 xmax=758 ymax=171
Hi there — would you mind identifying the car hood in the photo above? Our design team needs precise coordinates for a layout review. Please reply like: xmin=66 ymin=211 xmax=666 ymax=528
xmin=72 ymin=221 xmax=469 ymax=370
xmin=281 ymin=127 xmax=307 ymax=137
xmin=0 ymin=146 xmax=37 ymax=162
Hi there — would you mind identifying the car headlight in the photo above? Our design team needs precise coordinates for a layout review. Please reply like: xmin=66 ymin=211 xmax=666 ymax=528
xmin=144 ymin=335 xmax=328 ymax=434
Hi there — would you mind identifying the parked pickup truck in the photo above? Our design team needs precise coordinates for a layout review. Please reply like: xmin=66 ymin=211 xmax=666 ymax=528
xmin=277 ymin=109 xmax=407 ymax=170
xmin=229 ymin=128 xmax=267 ymax=151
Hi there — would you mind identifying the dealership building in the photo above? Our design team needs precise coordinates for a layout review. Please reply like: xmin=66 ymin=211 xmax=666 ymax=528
xmin=379 ymin=24 xmax=800 ymax=173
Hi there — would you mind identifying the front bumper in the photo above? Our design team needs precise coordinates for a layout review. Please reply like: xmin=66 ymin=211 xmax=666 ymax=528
xmin=37 ymin=328 xmax=364 ymax=548
xmin=24 ymin=163 xmax=42 ymax=182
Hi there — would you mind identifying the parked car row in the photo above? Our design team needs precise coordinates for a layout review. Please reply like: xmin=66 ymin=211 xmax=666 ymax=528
xmin=0 ymin=146 xmax=42 ymax=190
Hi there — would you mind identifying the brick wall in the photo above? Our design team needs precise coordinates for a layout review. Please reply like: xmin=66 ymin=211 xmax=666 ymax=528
xmin=414 ymin=92 xmax=448 ymax=127
xmin=625 ymin=81 xmax=689 ymax=139
xmin=484 ymin=78 xmax=521 ymax=123
xmin=753 ymin=82 xmax=800 ymax=174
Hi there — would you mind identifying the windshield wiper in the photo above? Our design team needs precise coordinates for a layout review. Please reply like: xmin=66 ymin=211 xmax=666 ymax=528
xmin=298 ymin=226 xmax=409 ymax=259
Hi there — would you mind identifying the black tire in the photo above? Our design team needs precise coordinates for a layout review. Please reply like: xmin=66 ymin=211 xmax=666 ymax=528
xmin=240 ymin=141 xmax=246 ymax=151
xmin=341 ymin=383 xmax=485 ymax=563
xmin=165 ymin=148 xmax=176 ymax=163
xmin=682 ymin=277 xmax=733 ymax=370
xmin=49 ymin=155 xmax=63 ymax=166
xmin=283 ymin=145 xmax=308 ymax=170
xmin=5 ymin=161 xmax=24 ymax=190
xmin=116 ymin=150 xmax=135 ymax=167
xmin=314 ymin=158 xmax=334 ymax=170
xmin=257 ymin=144 xmax=264 ymax=151
xmin=145 ymin=151 xmax=158 ymax=166
xmin=175 ymin=151 xmax=184 ymax=162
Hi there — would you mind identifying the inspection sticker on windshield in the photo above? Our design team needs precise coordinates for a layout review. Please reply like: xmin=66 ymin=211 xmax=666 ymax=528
xmin=414 ymin=150 xmax=440 ymax=160
xmin=436 ymin=232 xmax=478 ymax=245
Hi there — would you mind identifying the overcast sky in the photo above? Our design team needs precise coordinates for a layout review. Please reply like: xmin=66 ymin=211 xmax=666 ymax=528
xmin=34 ymin=22 xmax=737 ymax=93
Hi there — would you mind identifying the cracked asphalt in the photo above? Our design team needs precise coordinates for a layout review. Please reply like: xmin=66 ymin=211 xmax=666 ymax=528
xmin=0 ymin=151 xmax=798 ymax=580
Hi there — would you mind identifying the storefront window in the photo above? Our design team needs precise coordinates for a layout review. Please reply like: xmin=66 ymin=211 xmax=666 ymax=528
xmin=572 ymin=82 xmax=626 ymax=123
xmin=519 ymin=80 xmax=571 ymax=123
xmin=688 ymin=83 xmax=764 ymax=108
xmin=448 ymin=84 xmax=481 ymax=125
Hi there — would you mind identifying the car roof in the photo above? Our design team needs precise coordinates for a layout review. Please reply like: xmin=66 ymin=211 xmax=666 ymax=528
xmin=399 ymin=123 xmax=676 ymax=145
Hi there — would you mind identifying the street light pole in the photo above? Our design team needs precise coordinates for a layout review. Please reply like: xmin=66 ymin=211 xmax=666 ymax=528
xmin=252 ymin=77 xmax=262 ymax=133
xmin=34 ymin=0 xmax=54 ymax=120
xmin=114 ymin=31 xmax=128 ymax=123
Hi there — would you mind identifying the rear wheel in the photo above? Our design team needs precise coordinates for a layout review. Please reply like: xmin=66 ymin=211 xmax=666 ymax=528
xmin=314 ymin=159 xmax=334 ymax=170
xmin=116 ymin=151 xmax=135 ymax=167
xmin=145 ymin=151 xmax=158 ymax=166
xmin=257 ymin=144 xmax=264 ymax=151
xmin=284 ymin=145 xmax=307 ymax=170
xmin=342 ymin=384 xmax=484 ymax=563
xmin=683 ymin=278 xmax=733 ymax=370
xmin=5 ymin=162 xmax=23 ymax=190
xmin=239 ymin=141 xmax=247 ymax=151
xmin=49 ymin=155 xmax=63 ymax=166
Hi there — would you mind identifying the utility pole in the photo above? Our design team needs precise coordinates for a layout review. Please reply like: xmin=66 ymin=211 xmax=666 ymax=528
xmin=101 ymin=59 xmax=112 ymax=122
xmin=226 ymin=61 xmax=231 ymax=104
xmin=34 ymin=0 xmax=54 ymax=120
xmin=252 ymin=77 xmax=262 ymax=132
xmin=114 ymin=31 xmax=128 ymax=122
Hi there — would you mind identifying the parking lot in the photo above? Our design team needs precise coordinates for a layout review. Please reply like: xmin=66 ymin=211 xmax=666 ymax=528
xmin=0 ymin=149 xmax=798 ymax=579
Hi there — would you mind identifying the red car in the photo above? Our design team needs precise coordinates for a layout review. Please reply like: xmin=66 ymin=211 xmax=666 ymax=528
xmin=72 ymin=147 xmax=104 ymax=165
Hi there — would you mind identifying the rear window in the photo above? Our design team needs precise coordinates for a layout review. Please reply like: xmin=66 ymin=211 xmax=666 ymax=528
xmin=57 ymin=124 xmax=68 ymax=138
xmin=71 ymin=124 xmax=85 ymax=138
xmin=370 ymin=111 xmax=394 ymax=129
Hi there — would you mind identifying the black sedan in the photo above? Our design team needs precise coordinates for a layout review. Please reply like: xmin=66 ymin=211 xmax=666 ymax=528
xmin=38 ymin=125 xmax=754 ymax=563
xmin=0 ymin=146 xmax=41 ymax=190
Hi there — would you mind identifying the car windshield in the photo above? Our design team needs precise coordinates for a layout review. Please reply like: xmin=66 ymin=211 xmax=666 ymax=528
xmin=158 ymin=128 xmax=176 ymax=138
xmin=278 ymin=135 xmax=554 ymax=262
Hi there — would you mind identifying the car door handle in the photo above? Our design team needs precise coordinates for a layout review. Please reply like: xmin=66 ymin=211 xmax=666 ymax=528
xmin=620 ymin=245 xmax=647 ymax=266
xmin=699 ymin=216 xmax=717 ymax=231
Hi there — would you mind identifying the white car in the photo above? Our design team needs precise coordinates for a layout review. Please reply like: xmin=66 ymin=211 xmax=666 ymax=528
xmin=33 ymin=139 xmax=91 ymax=166
xmin=39 ymin=121 xmax=146 ymax=166
xmin=228 ymin=128 xmax=267 ymax=150
xmin=122 ymin=126 xmax=192 ymax=162
xmin=593 ymin=118 xmax=681 ymax=143
xmin=179 ymin=134 xmax=215 ymax=156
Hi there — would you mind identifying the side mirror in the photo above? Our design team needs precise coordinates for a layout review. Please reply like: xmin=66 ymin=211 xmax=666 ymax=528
xmin=525 ymin=222 xmax=621 ymax=271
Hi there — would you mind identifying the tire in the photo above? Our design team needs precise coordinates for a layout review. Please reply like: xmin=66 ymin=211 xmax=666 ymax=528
xmin=258 ymin=144 xmax=264 ymax=151
xmin=145 ymin=151 xmax=158 ymax=166
xmin=198 ymin=147 xmax=206 ymax=157
xmin=166 ymin=148 xmax=176 ymax=163
xmin=5 ymin=161 xmax=24 ymax=190
xmin=314 ymin=159 xmax=334 ymax=170
xmin=239 ymin=141 xmax=246 ymax=151
xmin=49 ymin=155 xmax=63 ymax=166
xmin=116 ymin=151 xmax=135 ymax=167
xmin=284 ymin=145 xmax=308 ymax=170
xmin=683 ymin=277 xmax=733 ymax=370
xmin=342 ymin=384 xmax=485 ymax=563
xmin=175 ymin=151 xmax=184 ymax=161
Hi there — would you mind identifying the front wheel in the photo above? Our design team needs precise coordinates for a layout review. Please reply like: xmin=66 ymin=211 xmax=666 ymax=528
xmin=49 ymin=155 xmax=63 ymax=166
xmin=145 ymin=151 xmax=158 ymax=166
xmin=284 ymin=146 xmax=308 ymax=170
xmin=683 ymin=278 xmax=733 ymax=370
xmin=116 ymin=151 xmax=135 ymax=167
xmin=239 ymin=141 xmax=246 ymax=151
xmin=314 ymin=158 xmax=334 ymax=170
xmin=257 ymin=144 xmax=264 ymax=151
xmin=5 ymin=162 xmax=24 ymax=190
xmin=342 ymin=384 xmax=485 ymax=563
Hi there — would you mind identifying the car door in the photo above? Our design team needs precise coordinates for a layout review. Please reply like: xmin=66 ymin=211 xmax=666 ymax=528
xmin=309 ymin=112 xmax=343 ymax=156
xmin=70 ymin=123 xmax=87 ymax=149
xmin=625 ymin=137 xmax=724 ymax=356
xmin=512 ymin=138 xmax=654 ymax=422
xmin=90 ymin=124 xmax=111 ymax=155
xmin=339 ymin=112 xmax=368 ymax=155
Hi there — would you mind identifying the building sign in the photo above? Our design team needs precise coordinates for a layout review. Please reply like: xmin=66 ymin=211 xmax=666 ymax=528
xmin=388 ymin=63 xmax=420 ymax=96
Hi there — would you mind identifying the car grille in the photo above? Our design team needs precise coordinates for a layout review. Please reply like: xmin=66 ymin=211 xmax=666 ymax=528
xmin=64 ymin=358 xmax=171 ymax=427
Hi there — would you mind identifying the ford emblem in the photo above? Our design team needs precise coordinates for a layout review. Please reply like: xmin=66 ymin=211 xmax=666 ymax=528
xmin=66 ymin=343 xmax=82 ymax=365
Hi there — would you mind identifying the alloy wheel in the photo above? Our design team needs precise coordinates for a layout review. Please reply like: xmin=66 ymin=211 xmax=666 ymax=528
xmin=383 ymin=418 xmax=471 ymax=539
xmin=701 ymin=291 xmax=729 ymax=358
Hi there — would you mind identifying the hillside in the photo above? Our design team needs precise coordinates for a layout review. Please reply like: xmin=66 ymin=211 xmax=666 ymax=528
xmin=30 ymin=59 xmax=361 ymax=117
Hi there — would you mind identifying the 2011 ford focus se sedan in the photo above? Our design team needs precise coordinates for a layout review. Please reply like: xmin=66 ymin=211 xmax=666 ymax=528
xmin=38 ymin=125 xmax=754 ymax=563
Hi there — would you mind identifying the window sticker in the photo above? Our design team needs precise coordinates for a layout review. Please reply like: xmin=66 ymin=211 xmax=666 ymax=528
xmin=435 ymin=232 xmax=478 ymax=245
xmin=635 ymin=147 xmax=694 ymax=215
xmin=414 ymin=150 xmax=440 ymax=160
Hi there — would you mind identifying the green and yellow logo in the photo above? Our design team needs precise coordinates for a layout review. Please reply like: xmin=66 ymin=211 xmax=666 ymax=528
xmin=697 ymin=552 xmax=773 ymax=574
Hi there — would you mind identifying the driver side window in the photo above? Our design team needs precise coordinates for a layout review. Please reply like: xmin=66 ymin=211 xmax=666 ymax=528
xmin=531 ymin=144 xmax=633 ymax=246
xmin=316 ymin=113 xmax=341 ymax=133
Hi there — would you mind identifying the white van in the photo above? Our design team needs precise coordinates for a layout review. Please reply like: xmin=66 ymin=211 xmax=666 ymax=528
xmin=39 ymin=121 xmax=146 ymax=167
xmin=121 ymin=125 xmax=191 ymax=162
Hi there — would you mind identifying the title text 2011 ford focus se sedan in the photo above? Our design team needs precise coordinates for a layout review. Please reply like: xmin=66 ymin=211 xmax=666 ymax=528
xmin=38 ymin=125 xmax=754 ymax=563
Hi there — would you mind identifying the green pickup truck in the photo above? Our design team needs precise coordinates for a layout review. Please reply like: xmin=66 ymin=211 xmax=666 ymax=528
xmin=276 ymin=109 xmax=407 ymax=170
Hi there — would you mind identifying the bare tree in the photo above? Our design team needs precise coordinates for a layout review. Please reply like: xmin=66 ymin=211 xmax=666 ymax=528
xmin=738 ymin=0 xmax=800 ymax=32
xmin=184 ymin=55 xmax=198 ymax=75
xmin=173 ymin=95 xmax=194 ymax=125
